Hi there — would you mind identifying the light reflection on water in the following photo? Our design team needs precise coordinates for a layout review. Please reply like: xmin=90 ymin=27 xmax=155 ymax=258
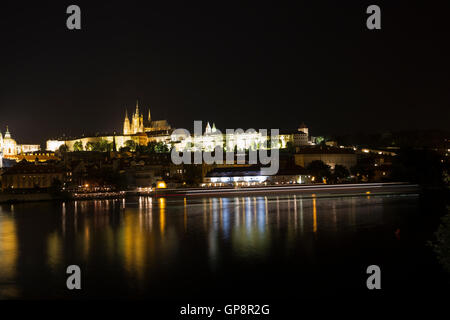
xmin=0 ymin=194 xmax=418 ymax=298
xmin=0 ymin=212 xmax=18 ymax=298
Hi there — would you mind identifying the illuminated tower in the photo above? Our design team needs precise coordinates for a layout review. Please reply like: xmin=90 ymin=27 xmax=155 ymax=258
xmin=4 ymin=126 xmax=11 ymax=139
xmin=205 ymin=122 xmax=212 ymax=135
xmin=298 ymin=122 xmax=309 ymax=137
xmin=133 ymin=102 xmax=138 ymax=134
xmin=3 ymin=126 xmax=17 ymax=156
xmin=139 ymin=113 xmax=144 ymax=133
xmin=124 ymin=100 xmax=146 ymax=134
xmin=132 ymin=100 xmax=142 ymax=134
xmin=123 ymin=109 xmax=131 ymax=135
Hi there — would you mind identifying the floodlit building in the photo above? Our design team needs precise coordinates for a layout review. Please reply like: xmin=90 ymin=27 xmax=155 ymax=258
xmin=294 ymin=147 xmax=357 ymax=170
xmin=0 ymin=126 xmax=41 ymax=161
xmin=46 ymin=101 xmax=314 ymax=156
xmin=203 ymin=165 xmax=311 ymax=187
xmin=172 ymin=122 xmax=312 ymax=152
xmin=172 ymin=122 xmax=271 ymax=152
xmin=2 ymin=127 xmax=17 ymax=157
xmin=123 ymin=101 xmax=171 ymax=135
xmin=47 ymin=101 xmax=173 ymax=152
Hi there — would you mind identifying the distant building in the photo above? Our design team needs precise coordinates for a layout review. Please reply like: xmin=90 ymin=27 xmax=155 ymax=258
xmin=279 ymin=129 xmax=309 ymax=148
xmin=14 ymin=151 xmax=60 ymax=163
xmin=19 ymin=144 xmax=41 ymax=153
xmin=1 ymin=161 xmax=66 ymax=190
xmin=47 ymin=133 xmax=147 ymax=152
xmin=46 ymin=106 xmax=314 ymax=156
xmin=0 ymin=126 xmax=41 ymax=161
xmin=123 ymin=101 xmax=172 ymax=135
xmin=294 ymin=147 xmax=357 ymax=169
xmin=203 ymin=165 xmax=311 ymax=186
xmin=174 ymin=123 xmax=311 ymax=152
xmin=298 ymin=122 xmax=309 ymax=136
xmin=325 ymin=140 xmax=338 ymax=147
xmin=294 ymin=131 xmax=309 ymax=146
xmin=47 ymin=101 xmax=173 ymax=152
xmin=2 ymin=126 xmax=17 ymax=157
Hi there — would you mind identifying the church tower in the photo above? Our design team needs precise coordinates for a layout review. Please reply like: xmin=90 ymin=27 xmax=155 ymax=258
xmin=205 ymin=122 xmax=212 ymax=135
xmin=3 ymin=126 xmax=17 ymax=156
xmin=298 ymin=122 xmax=309 ymax=137
xmin=4 ymin=126 xmax=11 ymax=139
xmin=132 ymin=100 xmax=141 ymax=134
xmin=123 ymin=109 xmax=131 ymax=135
xmin=123 ymin=100 xmax=146 ymax=135
xmin=139 ymin=113 xmax=144 ymax=133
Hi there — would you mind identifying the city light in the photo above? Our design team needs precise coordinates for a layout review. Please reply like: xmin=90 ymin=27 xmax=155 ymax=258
xmin=157 ymin=181 xmax=167 ymax=189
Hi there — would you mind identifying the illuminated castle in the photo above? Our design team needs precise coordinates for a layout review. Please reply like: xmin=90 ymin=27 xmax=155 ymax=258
xmin=47 ymin=101 xmax=173 ymax=152
xmin=123 ymin=101 xmax=171 ymax=135
xmin=46 ymin=100 xmax=311 ymax=153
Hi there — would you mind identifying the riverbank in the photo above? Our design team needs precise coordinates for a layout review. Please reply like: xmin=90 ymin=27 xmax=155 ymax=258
xmin=0 ymin=182 xmax=420 ymax=204
xmin=0 ymin=191 xmax=125 ymax=204
xmin=0 ymin=192 xmax=56 ymax=204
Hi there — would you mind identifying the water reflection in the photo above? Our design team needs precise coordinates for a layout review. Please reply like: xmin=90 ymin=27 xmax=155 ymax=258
xmin=313 ymin=196 xmax=317 ymax=233
xmin=0 ymin=194 xmax=410 ymax=298
xmin=0 ymin=209 xmax=18 ymax=298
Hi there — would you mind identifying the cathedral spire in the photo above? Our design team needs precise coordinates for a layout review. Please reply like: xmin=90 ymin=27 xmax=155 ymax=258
xmin=123 ymin=110 xmax=131 ymax=135
xmin=148 ymin=108 xmax=151 ymax=122
xmin=205 ymin=122 xmax=211 ymax=134
xmin=135 ymin=100 xmax=140 ymax=115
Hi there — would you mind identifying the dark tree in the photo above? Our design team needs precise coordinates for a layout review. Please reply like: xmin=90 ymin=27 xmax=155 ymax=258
xmin=73 ymin=141 xmax=83 ymax=152
xmin=351 ymin=157 xmax=375 ymax=182
xmin=58 ymin=144 xmax=69 ymax=153
xmin=430 ymin=211 xmax=450 ymax=273
xmin=306 ymin=160 xmax=332 ymax=182
xmin=147 ymin=141 xmax=158 ymax=153
xmin=155 ymin=142 xmax=170 ymax=153
xmin=184 ymin=165 xmax=203 ymax=186
xmin=332 ymin=164 xmax=350 ymax=183
xmin=286 ymin=141 xmax=295 ymax=154
xmin=124 ymin=140 xmax=137 ymax=152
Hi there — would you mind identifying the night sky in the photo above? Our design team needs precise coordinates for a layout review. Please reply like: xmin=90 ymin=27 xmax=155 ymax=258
xmin=1 ymin=1 xmax=449 ymax=144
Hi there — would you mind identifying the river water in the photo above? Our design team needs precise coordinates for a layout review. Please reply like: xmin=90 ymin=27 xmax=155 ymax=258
xmin=0 ymin=193 xmax=447 ymax=300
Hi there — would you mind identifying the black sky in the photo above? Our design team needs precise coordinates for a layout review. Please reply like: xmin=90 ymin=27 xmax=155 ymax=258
xmin=1 ymin=1 xmax=449 ymax=143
